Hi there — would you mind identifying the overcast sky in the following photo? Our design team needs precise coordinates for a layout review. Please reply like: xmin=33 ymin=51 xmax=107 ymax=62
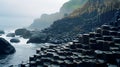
xmin=0 ymin=0 xmax=69 ymax=29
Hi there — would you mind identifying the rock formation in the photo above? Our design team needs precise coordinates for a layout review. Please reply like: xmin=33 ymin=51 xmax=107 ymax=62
xmin=10 ymin=38 xmax=20 ymax=43
xmin=0 ymin=38 xmax=15 ymax=54
xmin=29 ymin=0 xmax=88 ymax=30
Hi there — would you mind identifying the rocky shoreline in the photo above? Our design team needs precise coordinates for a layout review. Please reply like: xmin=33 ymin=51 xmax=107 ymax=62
xmin=13 ymin=13 xmax=120 ymax=67
xmin=14 ymin=28 xmax=73 ymax=44
xmin=0 ymin=38 xmax=15 ymax=55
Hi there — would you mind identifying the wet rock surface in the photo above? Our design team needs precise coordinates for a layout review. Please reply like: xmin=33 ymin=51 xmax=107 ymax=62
xmin=27 ymin=31 xmax=72 ymax=44
xmin=15 ymin=28 xmax=32 ymax=38
xmin=6 ymin=33 xmax=15 ymax=37
xmin=27 ymin=33 xmax=49 ymax=44
xmin=10 ymin=38 xmax=20 ymax=43
xmin=0 ymin=38 xmax=15 ymax=54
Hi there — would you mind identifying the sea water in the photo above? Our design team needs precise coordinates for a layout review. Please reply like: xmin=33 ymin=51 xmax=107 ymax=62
xmin=0 ymin=30 xmax=52 ymax=67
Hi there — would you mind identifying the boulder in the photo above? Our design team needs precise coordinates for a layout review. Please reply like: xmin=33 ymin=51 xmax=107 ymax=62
xmin=15 ymin=28 xmax=27 ymax=35
xmin=22 ymin=30 xmax=32 ymax=39
xmin=27 ymin=33 xmax=49 ymax=43
xmin=10 ymin=38 xmax=20 ymax=43
xmin=6 ymin=33 xmax=15 ymax=37
xmin=15 ymin=28 xmax=32 ymax=38
xmin=0 ymin=38 xmax=15 ymax=54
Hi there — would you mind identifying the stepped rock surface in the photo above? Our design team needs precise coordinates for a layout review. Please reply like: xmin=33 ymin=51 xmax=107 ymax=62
xmin=18 ymin=10 xmax=120 ymax=67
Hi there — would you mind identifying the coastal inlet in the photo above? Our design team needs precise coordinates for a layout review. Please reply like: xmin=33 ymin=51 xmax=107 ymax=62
xmin=0 ymin=30 xmax=55 ymax=67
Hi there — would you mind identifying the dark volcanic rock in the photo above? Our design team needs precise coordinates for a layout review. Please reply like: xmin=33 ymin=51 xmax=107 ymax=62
xmin=10 ymin=38 xmax=20 ymax=43
xmin=15 ymin=28 xmax=32 ymax=38
xmin=0 ymin=38 xmax=15 ymax=54
xmin=15 ymin=28 xmax=27 ymax=35
xmin=27 ymin=33 xmax=49 ymax=43
xmin=48 ymin=38 xmax=65 ymax=44
xmin=6 ymin=33 xmax=15 ymax=37
xmin=22 ymin=30 xmax=32 ymax=39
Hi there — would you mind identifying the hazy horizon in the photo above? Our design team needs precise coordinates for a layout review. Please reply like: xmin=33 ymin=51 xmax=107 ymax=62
xmin=0 ymin=0 xmax=69 ymax=30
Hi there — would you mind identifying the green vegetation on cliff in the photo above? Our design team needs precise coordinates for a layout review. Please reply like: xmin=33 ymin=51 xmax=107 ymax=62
xmin=60 ymin=0 xmax=88 ymax=14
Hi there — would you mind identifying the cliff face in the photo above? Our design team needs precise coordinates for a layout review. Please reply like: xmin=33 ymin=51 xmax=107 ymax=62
xmin=69 ymin=0 xmax=120 ymax=17
xmin=30 ymin=13 xmax=63 ymax=30
xmin=41 ymin=0 xmax=120 ymax=41
xmin=60 ymin=0 xmax=88 ymax=14
xmin=29 ymin=0 xmax=87 ymax=30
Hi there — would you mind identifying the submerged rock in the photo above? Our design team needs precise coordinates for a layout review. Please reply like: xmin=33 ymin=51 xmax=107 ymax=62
xmin=6 ymin=33 xmax=15 ymax=37
xmin=10 ymin=38 xmax=20 ymax=43
xmin=0 ymin=38 xmax=15 ymax=54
